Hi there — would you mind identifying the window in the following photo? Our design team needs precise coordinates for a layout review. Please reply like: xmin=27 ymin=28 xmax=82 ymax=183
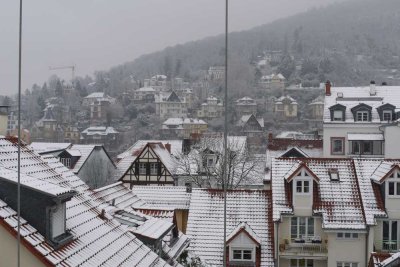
xmin=356 ymin=111 xmax=369 ymax=121
xmin=336 ymin=232 xmax=359 ymax=239
xmin=139 ymin=163 xmax=147 ymax=175
xmin=291 ymin=217 xmax=314 ymax=240
xmin=331 ymin=138 xmax=345 ymax=155
xmin=387 ymin=170 xmax=400 ymax=197
xmin=383 ymin=110 xmax=393 ymax=121
xmin=296 ymin=180 xmax=310 ymax=193
xmin=232 ymin=249 xmax=253 ymax=261
xmin=60 ymin=157 xmax=71 ymax=168
xmin=52 ymin=203 xmax=66 ymax=238
xmin=333 ymin=110 xmax=343 ymax=121
xmin=383 ymin=220 xmax=398 ymax=251
xmin=290 ymin=259 xmax=313 ymax=267
xmin=337 ymin=263 xmax=358 ymax=267
xmin=329 ymin=169 xmax=340 ymax=181
xmin=150 ymin=163 xmax=158 ymax=175
xmin=207 ymin=158 xmax=214 ymax=167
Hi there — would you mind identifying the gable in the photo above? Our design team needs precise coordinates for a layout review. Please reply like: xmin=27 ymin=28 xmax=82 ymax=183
xmin=280 ymin=147 xmax=308 ymax=158
xmin=285 ymin=163 xmax=319 ymax=183
xmin=167 ymin=91 xmax=181 ymax=102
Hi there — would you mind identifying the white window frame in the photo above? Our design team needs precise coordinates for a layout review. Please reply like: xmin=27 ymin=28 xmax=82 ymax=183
xmin=382 ymin=220 xmax=399 ymax=251
xmin=333 ymin=110 xmax=343 ymax=121
xmin=356 ymin=111 xmax=369 ymax=121
xmin=331 ymin=138 xmax=345 ymax=155
xmin=290 ymin=259 xmax=314 ymax=267
xmin=383 ymin=110 xmax=393 ymax=121
xmin=295 ymin=170 xmax=312 ymax=195
xmin=336 ymin=232 xmax=359 ymax=239
xmin=337 ymin=262 xmax=358 ymax=267
xmin=60 ymin=157 xmax=71 ymax=168
xmin=387 ymin=170 xmax=400 ymax=198
xmin=139 ymin=163 xmax=147 ymax=175
xmin=150 ymin=163 xmax=158 ymax=175
xmin=291 ymin=217 xmax=315 ymax=240
xmin=230 ymin=247 xmax=254 ymax=262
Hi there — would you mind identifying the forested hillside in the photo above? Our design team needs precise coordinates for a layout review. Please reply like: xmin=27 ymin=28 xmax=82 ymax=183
xmin=103 ymin=0 xmax=400 ymax=95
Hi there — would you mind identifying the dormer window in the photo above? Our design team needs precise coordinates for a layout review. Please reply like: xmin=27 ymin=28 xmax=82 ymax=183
xmin=356 ymin=111 xmax=369 ymax=121
xmin=333 ymin=110 xmax=344 ymax=121
xmin=383 ymin=110 xmax=393 ymax=121
xmin=351 ymin=103 xmax=372 ymax=122
xmin=377 ymin=103 xmax=396 ymax=121
xmin=51 ymin=203 xmax=67 ymax=238
xmin=295 ymin=170 xmax=311 ymax=194
xmin=329 ymin=104 xmax=346 ymax=122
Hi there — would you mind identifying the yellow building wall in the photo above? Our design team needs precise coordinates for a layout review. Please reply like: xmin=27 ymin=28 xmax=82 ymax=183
xmin=0 ymin=224 xmax=46 ymax=267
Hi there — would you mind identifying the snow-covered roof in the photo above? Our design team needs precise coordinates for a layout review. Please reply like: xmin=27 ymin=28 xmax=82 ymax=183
xmin=236 ymin=96 xmax=256 ymax=105
xmin=0 ymin=167 xmax=74 ymax=197
xmin=81 ymin=126 xmax=118 ymax=136
xmin=136 ymin=87 xmax=156 ymax=92
xmin=237 ymin=114 xmax=264 ymax=128
xmin=226 ymin=222 xmax=261 ymax=245
xmin=0 ymin=137 xmax=172 ymax=266
xmin=131 ymin=186 xmax=191 ymax=210
xmin=85 ymin=92 xmax=106 ymax=98
xmin=30 ymin=142 xmax=72 ymax=154
xmin=186 ymin=189 xmax=274 ymax=267
xmin=67 ymin=144 xmax=97 ymax=173
xmin=323 ymin=85 xmax=400 ymax=123
xmin=163 ymin=118 xmax=207 ymax=126
xmin=272 ymin=158 xmax=366 ymax=230
xmin=275 ymin=95 xmax=298 ymax=104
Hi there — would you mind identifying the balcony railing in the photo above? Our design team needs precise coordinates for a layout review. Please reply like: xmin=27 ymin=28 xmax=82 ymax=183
xmin=279 ymin=237 xmax=328 ymax=259
xmin=375 ymin=239 xmax=399 ymax=252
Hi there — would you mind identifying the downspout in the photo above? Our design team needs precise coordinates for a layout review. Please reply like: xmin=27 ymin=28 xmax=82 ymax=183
xmin=365 ymin=225 xmax=370 ymax=267
xmin=275 ymin=221 xmax=279 ymax=267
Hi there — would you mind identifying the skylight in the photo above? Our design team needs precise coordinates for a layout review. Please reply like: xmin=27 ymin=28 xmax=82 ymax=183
xmin=329 ymin=169 xmax=340 ymax=181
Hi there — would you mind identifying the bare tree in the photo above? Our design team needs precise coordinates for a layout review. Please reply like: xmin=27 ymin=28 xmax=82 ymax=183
xmin=176 ymin=136 xmax=263 ymax=189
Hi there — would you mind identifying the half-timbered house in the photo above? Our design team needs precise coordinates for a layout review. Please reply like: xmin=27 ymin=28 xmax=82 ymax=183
xmin=115 ymin=141 xmax=180 ymax=186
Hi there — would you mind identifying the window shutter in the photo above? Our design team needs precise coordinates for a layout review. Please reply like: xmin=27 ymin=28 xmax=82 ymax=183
xmin=158 ymin=162 xmax=162 ymax=175
xmin=135 ymin=162 xmax=139 ymax=174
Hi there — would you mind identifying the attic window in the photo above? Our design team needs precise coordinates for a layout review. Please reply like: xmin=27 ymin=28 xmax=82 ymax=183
xmin=329 ymin=169 xmax=340 ymax=181
xmin=383 ymin=110 xmax=393 ymax=121
xmin=333 ymin=110 xmax=344 ymax=121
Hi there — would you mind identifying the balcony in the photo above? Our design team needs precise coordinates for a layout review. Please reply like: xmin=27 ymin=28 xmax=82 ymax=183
xmin=279 ymin=237 xmax=328 ymax=260
xmin=375 ymin=240 xmax=400 ymax=253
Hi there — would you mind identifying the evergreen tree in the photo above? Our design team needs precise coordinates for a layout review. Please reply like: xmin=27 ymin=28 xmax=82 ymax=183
xmin=55 ymin=80 xmax=63 ymax=97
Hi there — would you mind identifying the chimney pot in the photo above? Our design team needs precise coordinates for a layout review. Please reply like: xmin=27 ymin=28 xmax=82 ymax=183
xmin=325 ymin=80 xmax=331 ymax=96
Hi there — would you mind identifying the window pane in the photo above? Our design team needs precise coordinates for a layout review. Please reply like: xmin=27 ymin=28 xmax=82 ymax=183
xmin=304 ymin=180 xmax=310 ymax=193
xmin=233 ymin=250 xmax=241 ymax=259
xmin=397 ymin=182 xmax=400 ymax=195
xmin=362 ymin=141 xmax=372 ymax=154
xmin=334 ymin=110 xmax=343 ymax=120
xmin=383 ymin=221 xmax=389 ymax=240
xmin=291 ymin=259 xmax=298 ymax=267
xmin=345 ymin=233 xmax=351 ymax=238
xmin=299 ymin=217 xmax=306 ymax=237
xmin=332 ymin=139 xmax=343 ymax=154
xmin=389 ymin=182 xmax=395 ymax=195
xmin=392 ymin=221 xmax=397 ymax=242
xmin=308 ymin=218 xmax=314 ymax=235
xmin=307 ymin=260 xmax=314 ymax=267
xmin=296 ymin=181 xmax=303 ymax=192
xmin=352 ymin=233 xmax=358 ymax=238
xmin=337 ymin=233 xmax=343 ymax=238
xmin=291 ymin=217 xmax=298 ymax=239
xmin=242 ymin=250 xmax=252 ymax=260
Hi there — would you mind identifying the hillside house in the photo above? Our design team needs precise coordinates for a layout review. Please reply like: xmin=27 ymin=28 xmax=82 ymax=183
xmin=197 ymin=96 xmax=223 ymax=119
xmin=155 ymin=91 xmax=188 ymax=119
xmin=274 ymin=95 xmax=298 ymax=120
xmin=236 ymin=97 xmax=258 ymax=117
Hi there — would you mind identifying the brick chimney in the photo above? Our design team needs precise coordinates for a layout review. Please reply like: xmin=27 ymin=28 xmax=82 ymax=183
xmin=325 ymin=80 xmax=331 ymax=96
xmin=165 ymin=143 xmax=171 ymax=154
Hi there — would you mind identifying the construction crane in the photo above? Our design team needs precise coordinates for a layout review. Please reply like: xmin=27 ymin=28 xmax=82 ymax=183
xmin=49 ymin=65 xmax=76 ymax=83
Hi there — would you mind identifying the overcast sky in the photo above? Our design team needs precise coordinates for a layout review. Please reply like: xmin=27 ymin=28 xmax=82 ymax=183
xmin=0 ymin=0 xmax=346 ymax=95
